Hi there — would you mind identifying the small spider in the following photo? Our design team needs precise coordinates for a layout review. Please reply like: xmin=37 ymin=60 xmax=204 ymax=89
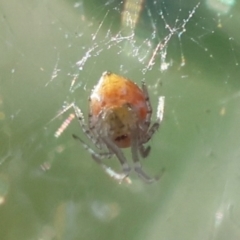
xmin=71 ymin=71 xmax=165 ymax=183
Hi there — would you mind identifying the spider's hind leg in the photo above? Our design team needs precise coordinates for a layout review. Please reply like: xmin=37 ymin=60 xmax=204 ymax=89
xmin=142 ymin=96 xmax=165 ymax=144
xmin=141 ymin=80 xmax=152 ymax=131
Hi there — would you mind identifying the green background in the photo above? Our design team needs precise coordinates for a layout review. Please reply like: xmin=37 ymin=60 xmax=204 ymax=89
xmin=1 ymin=0 xmax=240 ymax=239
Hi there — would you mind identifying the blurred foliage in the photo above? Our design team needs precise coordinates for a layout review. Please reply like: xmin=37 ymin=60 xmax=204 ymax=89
xmin=1 ymin=0 xmax=240 ymax=239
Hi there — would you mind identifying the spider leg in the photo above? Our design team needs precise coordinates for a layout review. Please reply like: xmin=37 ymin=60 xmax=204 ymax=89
xmin=100 ymin=165 xmax=132 ymax=184
xmin=72 ymin=134 xmax=113 ymax=160
xmin=139 ymin=144 xmax=151 ymax=158
xmin=141 ymin=80 xmax=152 ymax=131
xmin=88 ymin=96 xmax=96 ymax=133
xmin=131 ymin=129 xmax=158 ymax=183
xmin=142 ymin=96 xmax=165 ymax=144
xmin=101 ymin=136 xmax=131 ymax=177
xmin=72 ymin=134 xmax=130 ymax=183
xmin=73 ymin=105 xmax=102 ymax=149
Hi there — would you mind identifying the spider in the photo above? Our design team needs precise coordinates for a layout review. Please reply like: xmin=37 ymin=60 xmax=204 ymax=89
xmin=71 ymin=71 xmax=165 ymax=183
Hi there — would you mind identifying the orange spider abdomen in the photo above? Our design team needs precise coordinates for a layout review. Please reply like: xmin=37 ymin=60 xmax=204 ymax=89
xmin=89 ymin=71 xmax=148 ymax=148
xmin=90 ymin=71 xmax=147 ymax=120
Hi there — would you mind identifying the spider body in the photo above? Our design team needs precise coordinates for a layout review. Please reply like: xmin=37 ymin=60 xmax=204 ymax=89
xmin=90 ymin=72 xmax=148 ymax=148
xmin=73 ymin=71 xmax=165 ymax=183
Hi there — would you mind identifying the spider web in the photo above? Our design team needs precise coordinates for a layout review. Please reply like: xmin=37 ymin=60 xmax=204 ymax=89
xmin=1 ymin=0 xmax=240 ymax=239
xmin=45 ymin=0 xmax=205 ymax=175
